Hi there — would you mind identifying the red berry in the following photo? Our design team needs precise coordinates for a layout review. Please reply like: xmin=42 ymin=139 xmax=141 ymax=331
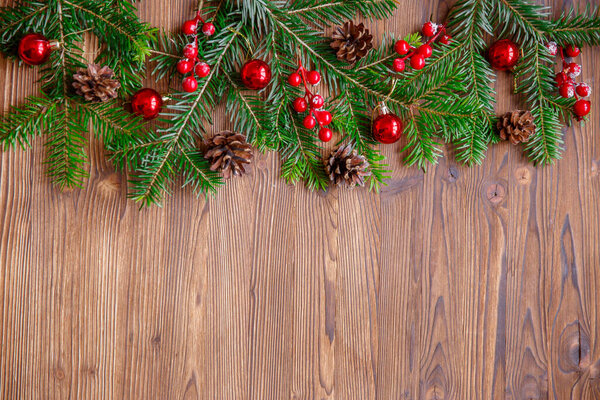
xmin=303 ymin=115 xmax=316 ymax=129
xmin=177 ymin=58 xmax=193 ymax=74
xmin=307 ymin=70 xmax=321 ymax=85
xmin=417 ymin=44 xmax=433 ymax=58
xmin=293 ymin=97 xmax=307 ymax=113
xmin=394 ymin=40 xmax=410 ymax=55
xmin=567 ymin=62 xmax=581 ymax=78
xmin=559 ymin=83 xmax=575 ymax=98
xmin=319 ymin=127 xmax=333 ymax=142
xmin=410 ymin=54 xmax=426 ymax=70
xmin=182 ymin=76 xmax=198 ymax=92
xmin=288 ymin=72 xmax=302 ymax=87
xmin=317 ymin=110 xmax=332 ymax=126
xmin=422 ymin=21 xmax=437 ymax=37
xmin=573 ymin=99 xmax=591 ymax=118
xmin=555 ymin=72 xmax=567 ymax=86
xmin=202 ymin=23 xmax=216 ymax=36
xmin=311 ymin=95 xmax=324 ymax=109
xmin=182 ymin=20 xmax=198 ymax=35
xmin=183 ymin=43 xmax=198 ymax=59
xmin=392 ymin=58 xmax=406 ymax=72
xmin=565 ymin=45 xmax=580 ymax=58
xmin=440 ymin=34 xmax=452 ymax=45
xmin=195 ymin=62 xmax=210 ymax=78
xmin=576 ymin=83 xmax=591 ymax=97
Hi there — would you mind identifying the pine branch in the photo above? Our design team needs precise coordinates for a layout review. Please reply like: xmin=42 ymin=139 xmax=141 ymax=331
xmin=551 ymin=5 xmax=600 ymax=46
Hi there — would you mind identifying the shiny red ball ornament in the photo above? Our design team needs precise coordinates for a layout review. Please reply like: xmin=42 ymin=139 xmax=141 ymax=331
xmin=440 ymin=34 xmax=452 ymax=45
xmin=307 ymin=70 xmax=321 ymax=85
xmin=293 ymin=97 xmax=307 ymax=112
xmin=182 ymin=20 xmax=198 ymax=35
xmin=576 ymin=83 xmax=591 ymax=97
xmin=410 ymin=54 xmax=426 ymax=70
xmin=317 ymin=110 xmax=332 ymax=126
xmin=559 ymin=83 xmax=575 ymax=98
xmin=131 ymin=88 xmax=163 ymax=120
xmin=372 ymin=105 xmax=403 ymax=144
xmin=183 ymin=43 xmax=198 ymax=59
xmin=417 ymin=44 xmax=433 ymax=59
xmin=18 ymin=33 xmax=54 ymax=65
xmin=182 ymin=76 xmax=198 ymax=92
xmin=574 ymin=99 xmax=591 ymax=118
xmin=177 ymin=58 xmax=193 ymax=74
xmin=241 ymin=59 xmax=272 ymax=90
xmin=288 ymin=73 xmax=302 ymax=87
xmin=311 ymin=95 xmax=324 ymax=109
xmin=394 ymin=40 xmax=410 ymax=55
xmin=487 ymin=39 xmax=520 ymax=71
xmin=319 ymin=128 xmax=333 ymax=142
xmin=393 ymin=58 xmax=405 ymax=72
xmin=202 ymin=22 xmax=216 ymax=36
xmin=565 ymin=45 xmax=580 ymax=58
xmin=303 ymin=115 xmax=317 ymax=129
xmin=422 ymin=21 xmax=437 ymax=37
xmin=195 ymin=62 xmax=211 ymax=78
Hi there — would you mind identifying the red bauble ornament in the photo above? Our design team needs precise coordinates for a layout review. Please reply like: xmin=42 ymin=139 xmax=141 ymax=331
xmin=574 ymin=99 xmax=591 ymax=118
xmin=202 ymin=22 xmax=216 ymax=36
xmin=576 ymin=83 xmax=591 ymax=97
xmin=565 ymin=45 xmax=580 ymax=58
xmin=183 ymin=43 xmax=198 ymax=59
xmin=311 ymin=95 xmax=324 ymax=109
xmin=182 ymin=76 xmax=198 ymax=92
xmin=303 ymin=115 xmax=316 ymax=129
xmin=182 ymin=20 xmax=198 ymax=35
xmin=288 ymin=73 xmax=302 ymax=87
xmin=293 ymin=97 xmax=307 ymax=113
xmin=559 ymin=83 xmax=575 ymax=98
xmin=487 ymin=39 xmax=520 ymax=71
xmin=417 ymin=44 xmax=433 ymax=59
xmin=195 ymin=62 xmax=211 ymax=78
xmin=317 ymin=110 xmax=332 ymax=126
xmin=410 ymin=54 xmax=426 ymax=70
xmin=18 ymin=33 xmax=54 ymax=65
xmin=394 ymin=40 xmax=410 ymax=55
xmin=422 ymin=21 xmax=437 ymax=37
xmin=319 ymin=128 xmax=333 ymax=142
xmin=177 ymin=58 xmax=194 ymax=74
xmin=393 ymin=58 xmax=405 ymax=72
xmin=131 ymin=88 xmax=163 ymax=120
xmin=440 ymin=34 xmax=452 ymax=45
xmin=372 ymin=105 xmax=403 ymax=144
xmin=241 ymin=59 xmax=272 ymax=90
xmin=307 ymin=70 xmax=321 ymax=85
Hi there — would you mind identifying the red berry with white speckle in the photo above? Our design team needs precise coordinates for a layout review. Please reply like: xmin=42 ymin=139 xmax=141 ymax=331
xmin=183 ymin=43 xmax=198 ymax=59
xmin=545 ymin=41 xmax=558 ymax=56
xmin=311 ymin=95 xmax=324 ymax=109
xmin=440 ymin=35 xmax=452 ymax=45
xmin=394 ymin=40 xmax=410 ymax=55
xmin=576 ymin=83 xmax=591 ymax=97
xmin=202 ymin=23 xmax=216 ymax=36
xmin=559 ymin=83 xmax=575 ymax=98
xmin=422 ymin=21 xmax=437 ymax=37
xmin=195 ymin=62 xmax=210 ymax=78
xmin=567 ymin=62 xmax=581 ymax=78
xmin=393 ymin=58 xmax=405 ymax=72
xmin=182 ymin=20 xmax=198 ymax=35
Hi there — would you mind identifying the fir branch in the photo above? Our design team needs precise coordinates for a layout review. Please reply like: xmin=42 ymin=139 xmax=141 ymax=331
xmin=551 ymin=5 xmax=600 ymax=46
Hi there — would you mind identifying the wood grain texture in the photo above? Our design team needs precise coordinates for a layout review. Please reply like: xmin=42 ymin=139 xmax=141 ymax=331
xmin=1 ymin=0 xmax=600 ymax=398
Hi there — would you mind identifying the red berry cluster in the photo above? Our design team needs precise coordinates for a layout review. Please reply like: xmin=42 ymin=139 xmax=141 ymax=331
xmin=288 ymin=64 xmax=333 ymax=142
xmin=547 ymin=42 xmax=592 ymax=120
xmin=392 ymin=21 xmax=451 ymax=73
xmin=176 ymin=12 xmax=216 ymax=92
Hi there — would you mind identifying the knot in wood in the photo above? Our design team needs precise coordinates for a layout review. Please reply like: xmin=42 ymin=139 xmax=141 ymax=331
xmin=514 ymin=167 xmax=531 ymax=184
xmin=486 ymin=183 xmax=506 ymax=204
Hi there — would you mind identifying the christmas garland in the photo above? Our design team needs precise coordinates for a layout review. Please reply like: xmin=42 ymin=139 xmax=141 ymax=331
xmin=0 ymin=0 xmax=598 ymax=207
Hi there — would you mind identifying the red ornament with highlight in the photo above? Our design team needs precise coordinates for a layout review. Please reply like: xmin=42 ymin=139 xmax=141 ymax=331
xmin=241 ymin=59 xmax=272 ymax=90
xmin=131 ymin=88 xmax=163 ymax=120
xmin=18 ymin=33 xmax=54 ymax=65
xmin=372 ymin=105 xmax=403 ymax=144
xmin=487 ymin=39 xmax=520 ymax=71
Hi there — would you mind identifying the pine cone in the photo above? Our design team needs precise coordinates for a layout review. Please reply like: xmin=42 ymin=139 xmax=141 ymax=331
xmin=497 ymin=110 xmax=536 ymax=145
xmin=72 ymin=64 xmax=120 ymax=102
xmin=331 ymin=21 xmax=373 ymax=64
xmin=204 ymin=131 xmax=254 ymax=179
xmin=325 ymin=144 xmax=371 ymax=187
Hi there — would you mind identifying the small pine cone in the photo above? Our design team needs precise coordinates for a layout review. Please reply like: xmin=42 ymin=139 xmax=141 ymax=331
xmin=325 ymin=144 xmax=371 ymax=187
xmin=72 ymin=64 xmax=120 ymax=102
xmin=204 ymin=131 xmax=254 ymax=179
xmin=497 ymin=110 xmax=536 ymax=145
xmin=331 ymin=21 xmax=373 ymax=64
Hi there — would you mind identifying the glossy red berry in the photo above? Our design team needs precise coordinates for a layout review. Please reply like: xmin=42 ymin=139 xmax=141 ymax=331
xmin=307 ymin=70 xmax=321 ymax=85
xmin=567 ymin=62 xmax=581 ymax=78
xmin=182 ymin=20 xmax=198 ymax=35
xmin=392 ymin=58 xmax=405 ymax=72
xmin=574 ymin=99 xmax=591 ymax=118
xmin=202 ymin=23 xmax=216 ymax=36
xmin=177 ymin=58 xmax=193 ymax=74
xmin=565 ymin=45 xmax=580 ymax=58
xmin=422 ymin=21 xmax=437 ymax=37
xmin=394 ymin=40 xmax=410 ymax=55
xmin=576 ymin=83 xmax=591 ymax=97
xmin=555 ymin=72 xmax=567 ymax=86
xmin=195 ymin=62 xmax=210 ymax=78
xmin=417 ymin=44 xmax=433 ymax=58
xmin=288 ymin=72 xmax=302 ymax=87
xmin=317 ymin=110 xmax=332 ymax=126
xmin=440 ymin=34 xmax=452 ymax=45
xmin=311 ymin=95 xmax=324 ymax=109
xmin=319 ymin=128 xmax=333 ymax=142
xmin=303 ymin=115 xmax=316 ymax=129
xmin=293 ymin=97 xmax=307 ymax=113
xmin=559 ymin=83 xmax=575 ymax=98
xmin=183 ymin=43 xmax=198 ymax=59
xmin=182 ymin=76 xmax=198 ymax=92
xmin=410 ymin=54 xmax=426 ymax=70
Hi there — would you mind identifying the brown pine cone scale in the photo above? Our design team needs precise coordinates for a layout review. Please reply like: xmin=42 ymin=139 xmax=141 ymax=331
xmin=204 ymin=131 xmax=254 ymax=179
xmin=331 ymin=21 xmax=373 ymax=64
xmin=72 ymin=64 xmax=120 ymax=103
xmin=325 ymin=144 xmax=371 ymax=187
xmin=497 ymin=110 xmax=536 ymax=145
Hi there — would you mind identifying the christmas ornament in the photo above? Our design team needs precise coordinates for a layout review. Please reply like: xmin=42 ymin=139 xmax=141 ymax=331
xmin=176 ymin=10 xmax=214 ymax=91
xmin=391 ymin=22 xmax=448 ymax=74
xmin=372 ymin=104 xmax=403 ymax=144
xmin=72 ymin=64 xmax=120 ymax=103
xmin=204 ymin=131 xmax=254 ymax=179
xmin=487 ymin=39 xmax=520 ymax=71
xmin=497 ymin=110 xmax=535 ymax=145
xmin=18 ymin=33 xmax=57 ymax=65
xmin=286 ymin=60 xmax=334 ymax=142
xmin=241 ymin=59 xmax=272 ymax=90
xmin=131 ymin=88 xmax=163 ymax=120
xmin=553 ymin=45 xmax=592 ymax=120
xmin=330 ymin=21 xmax=373 ymax=64
xmin=325 ymin=144 xmax=371 ymax=187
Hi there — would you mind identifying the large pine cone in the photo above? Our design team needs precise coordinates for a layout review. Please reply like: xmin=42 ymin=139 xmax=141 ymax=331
xmin=497 ymin=110 xmax=536 ymax=145
xmin=325 ymin=144 xmax=371 ymax=187
xmin=72 ymin=64 xmax=120 ymax=102
xmin=331 ymin=21 xmax=373 ymax=64
xmin=204 ymin=131 xmax=254 ymax=179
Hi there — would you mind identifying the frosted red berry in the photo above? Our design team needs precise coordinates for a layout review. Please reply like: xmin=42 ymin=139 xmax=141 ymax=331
xmin=182 ymin=20 xmax=198 ymax=35
xmin=555 ymin=72 xmax=566 ymax=86
xmin=195 ymin=62 xmax=210 ymax=78
xmin=202 ymin=23 xmax=216 ymax=36
xmin=393 ymin=58 xmax=405 ymax=72
xmin=545 ymin=42 xmax=558 ymax=56
xmin=422 ymin=21 xmax=437 ymax=37
xmin=183 ymin=43 xmax=198 ymax=59
xmin=394 ymin=40 xmax=410 ymax=55
xmin=559 ymin=83 xmax=575 ymax=98
xmin=576 ymin=83 xmax=591 ymax=97
xmin=311 ymin=95 xmax=324 ymax=109
xmin=182 ymin=76 xmax=198 ymax=92
xmin=440 ymin=35 xmax=452 ymax=45
xmin=567 ymin=62 xmax=581 ymax=78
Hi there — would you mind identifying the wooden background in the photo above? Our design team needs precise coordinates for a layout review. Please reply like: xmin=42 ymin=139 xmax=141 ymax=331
xmin=1 ymin=0 xmax=600 ymax=398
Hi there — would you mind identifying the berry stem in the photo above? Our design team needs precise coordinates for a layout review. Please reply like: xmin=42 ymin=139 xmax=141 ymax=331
xmin=295 ymin=60 xmax=323 ymax=129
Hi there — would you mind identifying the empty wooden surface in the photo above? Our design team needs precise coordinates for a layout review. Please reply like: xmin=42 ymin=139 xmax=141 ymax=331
xmin=1 ymin=0 xmax=600 ymax=398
